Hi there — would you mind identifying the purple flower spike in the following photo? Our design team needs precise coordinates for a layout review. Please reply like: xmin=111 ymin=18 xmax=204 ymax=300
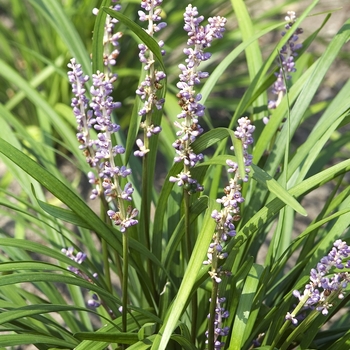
xmin=206 ymin=117 xmax=254 ymax=267
xmin=135 ymin=0 xmax=166 ymax=156
xmin=92 ymin=1 xmax=122 ymax=68
xmin=287 ymin=239 xmax=350 ymax=325
xmin=68 ymin=58 xmax=138 ymax=233
xmin=264 ymin=11 xmax=303 ymax=124
xmin=172 ymin=5 xmax=227 ymax=193
xmin=205 ymin=297 xmax=230 ymax=349
xmin=205 ymin=118 xmax=254 ymax=349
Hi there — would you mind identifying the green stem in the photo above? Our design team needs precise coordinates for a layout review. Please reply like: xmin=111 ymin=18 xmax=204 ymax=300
xmin=141 ymin=151 xmax=157 ymax=303
xmin=184 ymin=190 xmax=191 ymax=262
xmin=122 ymin=232 xmax=129 ymax=333
xmin=114 ymin=249 xmax=123 ymax=284
xmin=102 ymin=239 xmax=112 ymax=292
xmin=183 ymin=191 xmax=197 ymax=341
xmin=141 ymin=153 xmax=151 ymax=250
xmin=100 ymin=197 xmax=112 ymax=292
xmin=191 ymin=291 xmax=198 ymax=344
xmin=270 ymin=291 xmax=310 ymax=349
xmin=208 ymin=280 xmax=219 ymax=350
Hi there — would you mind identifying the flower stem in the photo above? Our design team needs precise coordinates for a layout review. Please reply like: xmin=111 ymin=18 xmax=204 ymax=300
xmin=122 ymin=231 xmax=129 ymax=333
xmin=100 ymin=197 xmax=112 ymax=293
xmin=270 ymin=292 xmax=310 ymax=349
xmin=184 ymin=190 xmax=191 ymax=262
xmin=141 ymin=153 xmax=157 ymax=301
xmin=184 ymin=190 xmax=198 ymax=341
xmin=208 ymin=280 xmax=219 ymax=350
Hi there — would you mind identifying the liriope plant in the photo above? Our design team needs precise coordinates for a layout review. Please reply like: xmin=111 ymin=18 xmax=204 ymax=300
xmin=0 ymin=0 xmax=350 ymax=349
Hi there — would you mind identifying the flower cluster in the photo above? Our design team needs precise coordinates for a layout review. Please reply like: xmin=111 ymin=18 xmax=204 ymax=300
xmin=67 ymin=58 xmax=138 ymax=233
xmin=204 ymin=117 xmax=255 ymax=265
xmin=62 ymin=247 xmax=100 ymax=308
xmin=134 ymin=0 xmax=166 ymax=157
xmin=170 ymin=5 xmax=227 ymax=193
xmin=205 ymin=297 xmax=230 ymax=349
xmin=92 ymin=0 xmax=122 ymax=68
xmin=286 ymin=239 xmax=350 ymax=325
xmin=264 ymin=11 xmax=303 ymax=124
xmin=204 ymin=117 xmax=255 ymax=349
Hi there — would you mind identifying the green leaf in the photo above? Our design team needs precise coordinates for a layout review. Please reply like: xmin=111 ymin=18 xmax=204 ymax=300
xmin=0 ymin=334 xmax=76 ymax=347
xmin=264 ymin=15 xmax=350 ymax=175
xmin=192 ymin=128 xmax=246 ymax=180
xmin=28 ymin=0 xmax=91 ymax=76
xmin=74 ymin=332 xmax=139 ymax=343
xmin=152 ymin=198 xmax=219 ymax=350
xmin=0 ymin=59 xmax=79 ymax=157
xmin=0 ymin=138 xmax=121 ymax=252
xmin=35 ymin=194 xmax=92 ymax=230
xmin=229 ymin=264 xmax=264 ymax=349
xmin=92 ymin=0 xmax=110 ymax=73
xmin=200 ymin=20 xmax=282 ymax=106
xmin=230 ymin=0 xmax=265 ymax=119
xmin=251 ymin=164 xmax=306 ymax=216
xmin=241 ymin=158 xmax=350 ymax=239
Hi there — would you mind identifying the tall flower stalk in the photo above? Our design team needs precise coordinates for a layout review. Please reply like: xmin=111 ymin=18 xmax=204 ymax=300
xmin=169 ymin=5 xmax=227 ymax=256
xmin=168 ymin=5 xmax=227 ymax=340
xmin=67 ymin=3 xmax=138 ymax=334
xmin=205 ymin=117 xmax=255 ymax=350
xmin=133 ymin=0 xmax=167 ymax=300
xmin=92 ymin=1 xmax=133 ymax=333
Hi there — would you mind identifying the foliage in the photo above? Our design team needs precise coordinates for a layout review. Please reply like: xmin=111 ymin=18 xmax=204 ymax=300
xmin=0 ymin=0 xmax=350 ymax=349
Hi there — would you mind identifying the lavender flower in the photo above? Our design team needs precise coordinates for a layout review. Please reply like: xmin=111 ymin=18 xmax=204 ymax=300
xmin=286 ymin=239 xmax=350 ymax=325
xmin=205 ymin=117 xmax=255 ymax=349
xmin=205 ymin=297 xmax=230 ymax=349
xmin=205 ymin=117 xmax=255 ymax=263
xmin=61 ymin=247 xmax=98 ymax=281
xmin=87 ymin=293 xmax=101 ymax=308
xmin=134 ymin=0 xmax=166 ymax=157
xmin=92 ymin=0 xmax=122 ymax=68
xmin=170 ymin=5 xmax=227 ymax=193
xmin=68 ymin=58 xmax=138 ymax=233
xmin=62 ymin=247 xmax=100 ymax=308
xmin=263 ymin=11 xmax=303 ymax=124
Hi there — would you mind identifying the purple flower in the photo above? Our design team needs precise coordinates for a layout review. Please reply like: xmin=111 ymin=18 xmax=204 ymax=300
xmin=172 ymin=5 xmax=227 ymax=192
xmin=205 ymin=117 xmax=254 ymax=268
xmin=62 ymin=247 xmax=97 ymax=282
xmin=285 ymin=312 xmax=298 ymax=325
xmin=134 ymin=0 xmax=166 ymax=157
xmin=107 ymin=206 xmax=139 ymax=233
xmin=205 ymin=118 xmax=254 ymax=349
xmin=87 ymin=293 xmax=101 ymax=308
xmin=62 ymin=248 xmax=100 ymax=308
xmin=264 ymin=11 xmax=303 ymax=124
xmin=68 ymin=59 xmax=138 ymax=233
xmin=92 ymin=0 xmax=122 ymax=67
xmin=288 ymin=239 xmax=350 ymax=325
xmin=205 ymin=297 xmax=230 ymax=349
